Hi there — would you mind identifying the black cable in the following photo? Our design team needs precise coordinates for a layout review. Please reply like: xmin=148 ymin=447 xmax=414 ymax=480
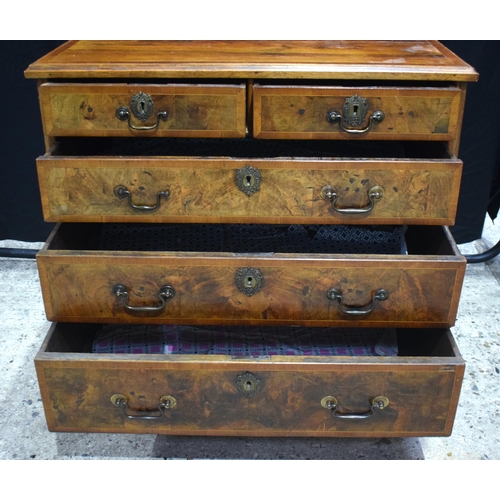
xmin=0 ymin=248 xmax=38 ymax=259
xmin=464 ymin=239 xmax=500 ymax=263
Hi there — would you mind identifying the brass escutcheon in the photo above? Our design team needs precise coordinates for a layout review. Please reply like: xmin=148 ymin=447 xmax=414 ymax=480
xmin=342 ymin=94 xmax=369 ymax=126
xmin=236 ymin=372 xmax=262 ymax=397
xmin=236 ymin=165 xmax=262 ymax=196
xmin=235 ymin=267 xmax=264 ymax=296
xmin=130 ymin=92 xmax=155 ymax=122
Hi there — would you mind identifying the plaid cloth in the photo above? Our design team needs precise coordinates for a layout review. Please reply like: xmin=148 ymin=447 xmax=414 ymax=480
xmin=92 ymin=324 xmax=398 ymax=357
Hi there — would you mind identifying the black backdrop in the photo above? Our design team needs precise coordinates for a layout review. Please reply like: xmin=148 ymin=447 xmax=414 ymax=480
xmin=1 ymin=41 xmax=499 ymax=244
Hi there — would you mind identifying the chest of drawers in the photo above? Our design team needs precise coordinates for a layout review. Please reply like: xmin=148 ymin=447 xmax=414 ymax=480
xmin=26 ymin=41 xmax=478 ymax=437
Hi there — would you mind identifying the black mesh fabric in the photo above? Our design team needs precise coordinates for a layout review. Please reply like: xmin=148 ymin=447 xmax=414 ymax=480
xmin=98 ymin=223 xmax=406 ymax=254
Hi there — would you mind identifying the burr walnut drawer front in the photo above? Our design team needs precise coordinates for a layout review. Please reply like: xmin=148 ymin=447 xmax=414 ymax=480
xmin=38 ymin=83 xmax=246 ymax=138
xmin=37 ymin=140 xmax=462 ymax=225
xmin=35 ymin=323 xmax=464 ymax=437
xmin=253 ymin=85 xmax=463 ymax=140
xmin=36 ymin=223 xmax=465 ymax=328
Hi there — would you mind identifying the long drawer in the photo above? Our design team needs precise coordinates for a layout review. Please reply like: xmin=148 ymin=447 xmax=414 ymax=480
xmin=35 ymin=323 xmax=464 ymax=437
xmin=37 ymin=140 xmax=462 ymax=225
xmin=36 ymin=223 xmax=465 ymax=328
xmin=39 ymin=83 xmax=246 ymax=138
xmin=253 ymin=85 xmax=463 ymax=140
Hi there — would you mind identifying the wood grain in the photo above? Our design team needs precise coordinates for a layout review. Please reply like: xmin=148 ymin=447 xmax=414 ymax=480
xmin=25 ymin=41 xmax=478 ymax=81
xmin=35 ymin=324 xmax=464 ymax=436
xmin=36 ymin=225 xmax=466 ymax=328
xmin=39 ymin=83 xmax=246 ymax=138
xmin=254 ymin=86 xmax=462 ymax=140
xmin=36 ymin=155 xmax=463 ymax=225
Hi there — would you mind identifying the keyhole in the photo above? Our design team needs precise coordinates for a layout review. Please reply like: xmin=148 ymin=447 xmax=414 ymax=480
xmin=246 ymin=276 xmax=255 ymax=288
xmin=352 ymin=104 xmax=358 ymax=117
xmin=140 ymin=101 xmax=145 ymax=112
xmin=245 ymin=381 xmax=253 ymax=391
xmin=245 ymin=175 xmax=254 ymax=187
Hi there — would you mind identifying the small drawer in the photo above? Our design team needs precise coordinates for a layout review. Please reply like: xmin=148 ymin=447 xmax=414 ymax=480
xmin=37 ymin=139 xmax=462 ymax=225
xmin=39 ymin=83 xmax=246 ymax=138
xmin=36 ymin=223 xmax=465 ymax=328
xmin=253 ymin=85 xmax=463 ymax=140
xmin=35 ymin=323 xmax=464 ymax=437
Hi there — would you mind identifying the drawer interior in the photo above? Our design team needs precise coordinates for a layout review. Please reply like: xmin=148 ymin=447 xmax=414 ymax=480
xmin=42 ymin=322 xmax=460 ymax=359
xmin=50 ymin=137 xmax=452 ymax=160
xmin=45 ymin=223 xmax=458 ymax=257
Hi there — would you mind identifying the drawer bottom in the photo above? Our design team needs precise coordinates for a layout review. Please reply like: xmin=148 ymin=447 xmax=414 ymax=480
xmin=35 ymin=323 xmax=464 ymax=437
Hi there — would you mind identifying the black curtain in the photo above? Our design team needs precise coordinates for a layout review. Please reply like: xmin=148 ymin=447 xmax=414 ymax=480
xmin=1 ymin=41 xmax=499 ymax=244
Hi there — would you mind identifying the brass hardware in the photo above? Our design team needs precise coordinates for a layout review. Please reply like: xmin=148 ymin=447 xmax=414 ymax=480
xmin=111 ymin=394 xmax=176 ymax=420
xmin=321 ymin=395 xmax=389 ymax=419
xmin=327 ymin=287 xmax=389 ymax=316
xmin=130 ymin=92 xmax=155 ymax=122
xmin=326 ymin=95 xmax=385 ymax=134
xmin=236 ymin=267 xmax=264 ymax=296
xmin=236 ymin=372 xmax=262 ymax=397
xmin=343 ymin=94 xmax=368 ymax=126
xmin=114 ymin=185 xmax=170 ymax=212
xmin=321 ymin=396 xmax=338 ymax=409
xmin=113 ymin=284 xmax=175 ymax=315
xmin=236 ymin=165 xmax=262 ymax=196
xmin=320 ymin=185 xmax=384 ymax=214
xmin=116 ymin=92 xmax=168 ymax=131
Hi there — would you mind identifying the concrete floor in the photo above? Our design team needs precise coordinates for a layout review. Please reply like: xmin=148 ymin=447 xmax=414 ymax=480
xmin=1 ymin=218 xmax=500 ymax=460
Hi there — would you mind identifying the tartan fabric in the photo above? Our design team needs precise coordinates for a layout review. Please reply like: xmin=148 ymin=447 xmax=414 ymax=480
xmin=92 ymin=324 xmax=398 ymax=357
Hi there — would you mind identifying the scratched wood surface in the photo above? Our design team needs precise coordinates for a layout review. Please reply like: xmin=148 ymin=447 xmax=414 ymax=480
xmin=37 ymin=155 xmax=463 ymax=225
xmin=25 ymin=41 xmax=478 ymax=81
xmin=39 ymin=83 xmax=246 ymax=138
xmin=36 ymin=225 xmax=465 ymax=327
xmin=254 ymin=86 xmax=462 ymax=140
xmin=35 ymin=325 xmax=464 ymax=436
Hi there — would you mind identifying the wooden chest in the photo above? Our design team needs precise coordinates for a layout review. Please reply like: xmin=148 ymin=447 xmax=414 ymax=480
xmin=26 ymin=41 xmax=478 ymax=437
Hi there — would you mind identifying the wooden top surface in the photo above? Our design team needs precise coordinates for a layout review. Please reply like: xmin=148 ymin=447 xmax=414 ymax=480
xmin=25 ymin=40 xmax=478 ymax=81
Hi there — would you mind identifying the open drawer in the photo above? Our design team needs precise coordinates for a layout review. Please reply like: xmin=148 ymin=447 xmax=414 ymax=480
xmin=37 ymin=139 xmax=462 ymax=225
xmin=36 ymin=223 xmax=466 ymax=328
xmin=35 ymin=323 xmax=464 ymax=437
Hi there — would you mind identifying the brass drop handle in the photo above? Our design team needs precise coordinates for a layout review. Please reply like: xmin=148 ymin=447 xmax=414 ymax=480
xmin=111 ymin=394 xmax=176 ymax=420
xmin=321 ymin=396 xmax=389 ymax=419
xmin=326 ymin=109 xmax=385 ymax=134
xmin=326 ymin=94 xmax=385 ymax=134
xmin=321 ymin=185 xmax=384 ymax=214
xmin=113 ymin=284 xmax=175 ymax=315
xmin=114 ymin=185 xmax=170 ymax=212
xmin=327 ymin=287 xmax=389 ymax=316
xmin=116 ymin=91 xmax=168 ymax=131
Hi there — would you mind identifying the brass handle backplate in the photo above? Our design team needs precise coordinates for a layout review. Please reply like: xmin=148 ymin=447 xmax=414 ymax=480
xmin=111 ymin=394 xmax=176 ymax=420
xmin=113 ymin=284 xmax=175 ymax=315
xmin=326 ymin=95 xmax=385 ymax=134
xmin=327 ymin=287 xmax=389 ymax=316
xmin=116 ymin=92 xmax=168 ymax=131
xmin=321 ymin=396 xmax=389 ymax=419
xmin=114 ymin=185 xmax=170 ymax=212
xmin=321 ymin=185 xmax=384 ymax=214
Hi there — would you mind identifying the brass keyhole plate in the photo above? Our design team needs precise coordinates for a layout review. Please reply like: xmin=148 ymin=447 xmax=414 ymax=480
xmin=236 ymin=165 xmax=261 ymax=196
xmin=130 ymin=92 xmax=154 ymax=122
xmin=236 ymin=267 xmax=264 ymax=296
xmin=236 ymin=372 xmax=262 ymax=397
